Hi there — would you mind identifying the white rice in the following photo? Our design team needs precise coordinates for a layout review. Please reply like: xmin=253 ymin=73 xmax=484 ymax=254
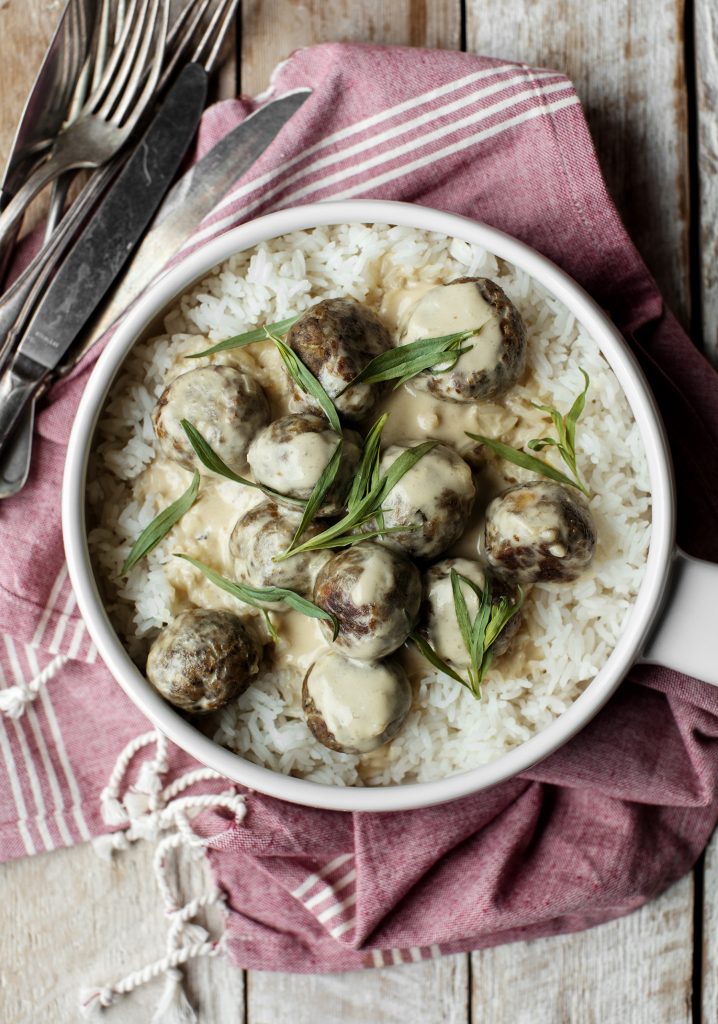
xmin=87 ymin=224 xmax=652 ymax=786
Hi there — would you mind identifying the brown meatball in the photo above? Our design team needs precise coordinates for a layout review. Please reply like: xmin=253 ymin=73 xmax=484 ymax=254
xmin=400 ymin=277 xmax=526 ymax=402
xmin=247 ymin=413 xmax=362 ymax=516
xmin=313 ymin=542 xmax=421 ymax=661
xmin=422 ymin=558 xmax=521 ymax=666
xmin=229 ymin=500 xmax=329 ymax=604
xmin=484 ymin=481 xmax=596 ymax=583
xmin=287 ymin=298 xmax=391 ymax=422
xmin=377 ymin=441 xmax=475 ymax=558
xmin=146 ymin=609 xmax=260 ymax=713
xmin=302 ymin=650 xmax=412 ymax=754
xmin=153 ymin=365 xmax=270 ymax=473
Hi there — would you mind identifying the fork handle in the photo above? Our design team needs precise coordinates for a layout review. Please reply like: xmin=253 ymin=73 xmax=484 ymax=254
xmin=0 ymin=358 xmax=43 ymax=454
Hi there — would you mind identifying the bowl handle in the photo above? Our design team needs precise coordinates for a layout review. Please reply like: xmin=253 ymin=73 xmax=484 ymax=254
xmin=639 ymin=548 xmax=718 ymax=685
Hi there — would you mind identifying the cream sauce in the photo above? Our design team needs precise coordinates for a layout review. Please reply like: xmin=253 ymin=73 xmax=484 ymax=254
xmin=400 ymin=281 xmax=504 ymax=377
xmin=379 ymin=442 xmax=474 ymax=521
xmin=425 ymin=559 xmax=487 ymax=668
xmin=248 ymin=425 xmax=340 ymax=494
xmin=305 ymin=651 xmax=410 ymax=753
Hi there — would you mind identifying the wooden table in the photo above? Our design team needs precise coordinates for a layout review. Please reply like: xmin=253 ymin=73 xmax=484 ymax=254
xmin=1 ymin=1 xmax=717 ymax=1020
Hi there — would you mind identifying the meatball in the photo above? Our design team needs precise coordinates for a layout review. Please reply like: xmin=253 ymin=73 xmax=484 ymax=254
xmin=287 ymin=298 xmax=392 ymax=422
xmin=377 ymin=441 xmax=475 ymax=558
xmin=302 ymin=650 xmax=412 ymax=754
xmin=422 ymin=558 xmax=521 ymax=667
xmin=146 ymin=609 xmax=261 ymax=713
xmin=400 ymin=277 xmax=526 ymax=402
xmin=247 ymin=413 xmax=362 ymax=515
xmin=483 ymin=480 xmax=596 ymax=583
xmin=229 ymin=501 xmax=329 ymax=604
xmin=153 ymin=365 xmax=270 ymax=473
xmin=313 ymin=542 xmax=421 ymax=660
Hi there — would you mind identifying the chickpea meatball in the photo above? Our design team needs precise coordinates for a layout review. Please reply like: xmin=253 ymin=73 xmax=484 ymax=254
xmin=484 ymin=480 xmax=596 ymax=583
xmin=229 ymin=501 xmax=329 ymax=605
xmin=287 ymin=298 xmax=392 ymax=422
xmin=422 ymin=558 xmax=521 ymax=667
xmin=146 ymin=609 xmax=261 ymax=713
xmin=247 ymin=413 xmax=362 ymax=515
xmin=400 ymin=277 xmax=526 ymax=402
xmin=153 ymin=365 xmax=270 ymax=473
xmin=377 ymin=441 xmax=475 ymax=558
xmin=313 ymin=542 xmax=421 ymax=661
xmin=303 ymin=650 xmax=412 ymax=754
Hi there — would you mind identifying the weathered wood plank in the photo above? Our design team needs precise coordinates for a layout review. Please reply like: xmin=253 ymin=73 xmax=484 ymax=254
xmin=238 ymin=0 xmax=462 ymax=95
xmin=696 ymin=0 xmax=718 ymax=361
xmin=471 ymin=876 xmax=694 ymax=1024
xmin=0 ymin=838 xmax=245 ymax=1023
xmin=466 ymin=0 xmax=691 ymax=329
xmin=248 ymin=955 xmax=469 ymax=1024
xmin=241 ymin=5 xmax=470 ymax=1022
xmin=702 ymin=830 xmax=718 ymax=1021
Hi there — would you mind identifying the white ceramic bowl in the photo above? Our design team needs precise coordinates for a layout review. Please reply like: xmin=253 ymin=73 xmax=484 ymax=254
xmin=62 ymin=200 xmax=718 ymax=812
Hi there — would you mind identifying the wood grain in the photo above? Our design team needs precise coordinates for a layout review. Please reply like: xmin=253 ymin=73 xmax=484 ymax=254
xmin=248 ymin=956 xmax=468 ymax=1024
xmin=238 ymin=0 xmax=462 ymax=94
xmin=466 ymin=0 xmax=691 ymax=329
xmin=695 ymin=0 xmax=718 ymax=360
xmin=471 ymin=876 xmax=694 ymax=1024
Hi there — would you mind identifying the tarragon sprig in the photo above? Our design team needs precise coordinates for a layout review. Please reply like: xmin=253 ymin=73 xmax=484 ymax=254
xmin=174 ymin=553 xmax=339 ymax=642
xmin=338 ymin=328 xmax=481 ymax=394
xmin=276 ymin=420 xmax=436 ymax=560
xmin=119 ymin=471 xmax=200 ymax=576
xmin=410 ymin=572 xmax=523 ymax=699
xmin=186 ymin=316 xmax=300 ymax=358
xmin=467 ymin=369 xmax=591 ymax=497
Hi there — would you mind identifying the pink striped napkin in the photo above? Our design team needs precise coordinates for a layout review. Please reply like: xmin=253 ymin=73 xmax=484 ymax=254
xmin=3 ymin=43 xmax=718 ymax=989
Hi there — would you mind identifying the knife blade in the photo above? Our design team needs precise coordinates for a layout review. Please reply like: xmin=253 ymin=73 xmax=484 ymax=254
xmin=89 ymin=87 xmax=311 ymax=338
xmin=0 ymin=84 xmax=310 ymax=498
xmin=0 ymin=0 xmax=96 ymax=208
xmin=0 ymin=62 xmax=208 ymax=457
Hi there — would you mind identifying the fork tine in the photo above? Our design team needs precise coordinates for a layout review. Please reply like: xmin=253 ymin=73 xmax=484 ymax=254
xmin=99 ymin=0 xmax=158 ymax=123
xmin=157 ymin=0 xmax=214 ymax=95
xmin=117 ymin=0 xmax=170 ymax=132
xmin=83 ymin=0 xmax=140 ymax=114
xmin=195 ymin=0 xmax=239 ymax=74
xmin=88 ymin=0 xmax=113 ymax=95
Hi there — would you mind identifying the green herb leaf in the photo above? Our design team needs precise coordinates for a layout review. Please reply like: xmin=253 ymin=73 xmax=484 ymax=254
xmin=270 ymin=334 xmax=342 ymax=434
xmin=338 ymin=329 xmax=480 ymax=394
xmin=276 ymin=438 xmax=438 ymax=559
xmin=408 ymin=632 xmax=466 ymax=685
xmin=467 ymin=370 xmax=591 ymax=497
xmin=466 ymin=433 xmax=580 ymax=490
xmin=186 ymin=315 xmax=300 ymax=358
xmin=174 ymin=553 xmax=340 ymax=640
xmin=120 ymin=472 xmax=200 ymax=576
xmin=345 ymin=414 xmax=387 ymax=509
xmin=437 ymin=571 xmax=524 ymax=699
xmin=181 ymin=419 xmax=305 ymax=509
xmin=287 ymin=439 xmax=344 ymax=552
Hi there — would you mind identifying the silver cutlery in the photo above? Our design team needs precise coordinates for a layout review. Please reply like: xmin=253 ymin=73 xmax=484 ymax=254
xmin=0 ymin=64 xmax=209 ymax=464
xmin=0 ymin=87 xmax=310 ymax=496
xmin=0 ymin=0 xmax=170 ymax=258
xmin=0 ymin=0 xmax=97 ymax=279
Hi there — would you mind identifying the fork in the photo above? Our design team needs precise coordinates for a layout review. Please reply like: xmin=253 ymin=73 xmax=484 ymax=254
xmin=0 ymin=0 xmax=170 ymax=256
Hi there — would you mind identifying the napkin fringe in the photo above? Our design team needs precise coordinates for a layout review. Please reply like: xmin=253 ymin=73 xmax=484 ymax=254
xmin=0 ymin=652 xmax=68 ymax=719
xmin=80 ymin=731 xmax=244 ymax=1019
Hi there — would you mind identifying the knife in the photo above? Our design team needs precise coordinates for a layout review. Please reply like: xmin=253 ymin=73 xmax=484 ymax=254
xmin=0 ymin=63 xmax=208 ymax=463
xmin=0 ymin=86 xmax=311 ymax=497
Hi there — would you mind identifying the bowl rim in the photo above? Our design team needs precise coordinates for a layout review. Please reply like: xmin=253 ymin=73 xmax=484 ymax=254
xmin=62 ymin=199 xmax=675 ymax=812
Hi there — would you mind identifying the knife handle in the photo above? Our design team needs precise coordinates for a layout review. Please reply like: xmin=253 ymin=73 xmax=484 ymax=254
xmin=0 ymin=358 xmax=42 ymax=453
